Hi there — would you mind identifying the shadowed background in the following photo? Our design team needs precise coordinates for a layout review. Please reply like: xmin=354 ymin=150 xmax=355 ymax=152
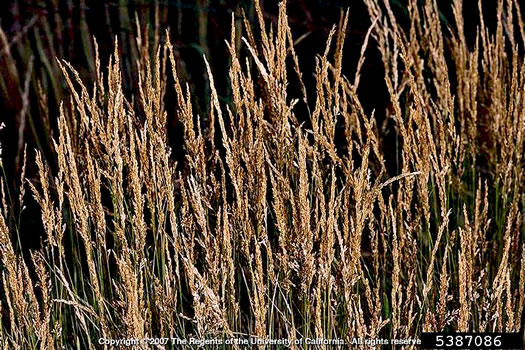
xmin=0 ymin=0 xmax=510 ymax=257
xmin=0 ymin=0 xmax=388 ymax=248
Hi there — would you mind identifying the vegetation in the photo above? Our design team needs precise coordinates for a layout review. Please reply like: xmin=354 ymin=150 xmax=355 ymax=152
xmin=0 ymin=0 xmax=524 ymax=348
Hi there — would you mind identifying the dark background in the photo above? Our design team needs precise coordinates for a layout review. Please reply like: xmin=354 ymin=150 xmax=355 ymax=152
xmin=0 ymin=0 xmax=501 ymax=248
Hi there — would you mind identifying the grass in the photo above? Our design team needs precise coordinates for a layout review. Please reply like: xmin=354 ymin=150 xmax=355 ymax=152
xmin=0 ymin=0 xmax=525 ymax=348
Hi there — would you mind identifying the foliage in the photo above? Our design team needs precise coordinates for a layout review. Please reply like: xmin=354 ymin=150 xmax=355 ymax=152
xmin=0 ymin=0 xmax=524 ymax=348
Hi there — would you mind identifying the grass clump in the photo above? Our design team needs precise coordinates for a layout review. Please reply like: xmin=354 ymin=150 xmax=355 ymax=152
xmin=0 ymin=0 xmax=524 ymax=348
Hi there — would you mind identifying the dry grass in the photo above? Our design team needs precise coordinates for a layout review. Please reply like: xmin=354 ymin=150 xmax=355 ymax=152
xmin=0 ymin=0 xmax=524 ymax=349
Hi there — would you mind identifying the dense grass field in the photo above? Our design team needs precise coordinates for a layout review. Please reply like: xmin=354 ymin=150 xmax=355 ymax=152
xmin=0 ymin=0 xmax=524 ymax=348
